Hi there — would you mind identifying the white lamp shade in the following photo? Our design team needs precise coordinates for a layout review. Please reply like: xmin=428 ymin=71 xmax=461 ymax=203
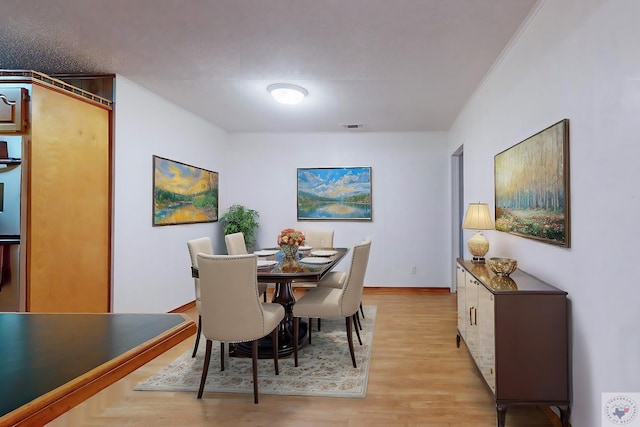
xmin=267 ymin=83 xmax=308 ymax=105
xmin=462 ymin=203 xmax=494 ymax=230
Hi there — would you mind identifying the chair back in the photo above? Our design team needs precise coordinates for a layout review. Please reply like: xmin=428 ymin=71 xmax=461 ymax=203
xmin=225 ymin=232 xmax=248 ymax=255
xmin=340 ymin=239 xmax=371 ymax=315
xmin=187 ymin=237 xmax=213 ymax=312
xmin=304 ymin=229 xmax=335 ymax=248
xmin=196 ymin=253 xmax=267 ymax=342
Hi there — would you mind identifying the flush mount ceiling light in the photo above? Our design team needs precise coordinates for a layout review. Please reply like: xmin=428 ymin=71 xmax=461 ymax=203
xmin=267 ymin=83 xmax=308 ymax=105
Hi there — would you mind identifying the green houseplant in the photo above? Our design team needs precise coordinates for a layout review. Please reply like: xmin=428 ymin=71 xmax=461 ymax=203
xmin=220 ymin=204 xmax=260 ymax=249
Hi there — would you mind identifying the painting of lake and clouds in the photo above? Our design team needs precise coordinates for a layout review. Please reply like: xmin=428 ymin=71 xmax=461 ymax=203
xmin=153 ymin=156 xmax=218 ymax=226
xmin=297 ymin=167 xmax=372 ymax=220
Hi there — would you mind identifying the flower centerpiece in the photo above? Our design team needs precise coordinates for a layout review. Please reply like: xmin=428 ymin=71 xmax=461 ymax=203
xmin=277 ymin=228 xmax=305 ymax=259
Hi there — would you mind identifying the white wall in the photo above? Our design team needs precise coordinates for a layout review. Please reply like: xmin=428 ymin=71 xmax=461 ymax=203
xmin=449 ymin=1 xmax=640 ymax=425
xmin=226 ymin=132 xmax=450 ymax=287
xmin=112 ymin=77 xmax=227 ymax=313
xmin=111 ymin=81 xmax=450 ymax=315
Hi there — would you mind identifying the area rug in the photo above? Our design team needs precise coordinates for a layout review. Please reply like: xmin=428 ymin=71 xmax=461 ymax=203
xmin=135 ymin=305 xmax=376 ymax=398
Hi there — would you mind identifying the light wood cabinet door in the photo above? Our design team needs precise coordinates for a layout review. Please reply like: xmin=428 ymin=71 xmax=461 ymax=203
xmin=27 ymin=84 xmax=110 ymax=312
xmin=464 ymin=271 xmax=478 ymax=356
xmin=456 ymin=264 xmax=466 ymax=340
xmin=476 ymin=284 xmax=496 ymax=392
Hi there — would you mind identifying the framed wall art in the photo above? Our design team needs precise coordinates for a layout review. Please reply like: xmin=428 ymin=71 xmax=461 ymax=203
xmin=494 ymin=119 xmax=570 ymax=247
xmin=152 ymin=155 xmax=219 ymax=226
xmin=297 ymin=167 xmax=372 ymax=221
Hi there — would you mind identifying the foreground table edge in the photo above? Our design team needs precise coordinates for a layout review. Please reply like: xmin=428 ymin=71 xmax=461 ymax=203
xmin=0 ymin=313 xmax=197 ymax=427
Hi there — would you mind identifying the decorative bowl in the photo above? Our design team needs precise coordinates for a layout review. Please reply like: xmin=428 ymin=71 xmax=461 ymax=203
xmin=487 ymin=257 xmax=518 ymax=277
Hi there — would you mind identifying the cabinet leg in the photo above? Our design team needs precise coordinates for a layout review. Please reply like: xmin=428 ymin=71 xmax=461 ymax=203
xmin=456 ymin=333 xmax=461 ymax=348
xmin=496 ymin=405 xmax=507 ymax=427
xmin=558 ymin=405 xmax=571 ymax=427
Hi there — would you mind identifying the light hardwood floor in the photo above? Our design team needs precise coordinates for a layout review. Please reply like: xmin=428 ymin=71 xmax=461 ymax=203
xmin=47 ymin=288 xmax=559 ymax=427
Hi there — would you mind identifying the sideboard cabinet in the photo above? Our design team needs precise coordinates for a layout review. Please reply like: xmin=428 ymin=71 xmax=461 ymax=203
xmin=456 ymin=258 xmax=570 ymax=426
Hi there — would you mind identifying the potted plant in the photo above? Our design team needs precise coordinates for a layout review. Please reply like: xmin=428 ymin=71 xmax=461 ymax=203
xmin=220 ymin=204 xmax=260 ymax=250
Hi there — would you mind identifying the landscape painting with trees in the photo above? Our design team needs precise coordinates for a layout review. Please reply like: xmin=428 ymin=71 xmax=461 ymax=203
xmin=297 ymin=167 xmax=372 ymax=220
xmin=494 ymin=119 xmax=570 ymax=247
xmin=153 ymin=156 xmax=218 ymax=226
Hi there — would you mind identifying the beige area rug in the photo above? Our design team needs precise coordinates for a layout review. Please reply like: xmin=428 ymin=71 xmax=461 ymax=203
xmin=135 ymin=305 xmax=376 ymax=398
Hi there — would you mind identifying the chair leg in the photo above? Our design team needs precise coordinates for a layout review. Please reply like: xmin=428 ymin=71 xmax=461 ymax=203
xmin=308 ymin=317 xmax=313 ymax=345
xmin=192 ymin=315 xmax=202 ymax=357
xmin=293 ymin=317 xmax=299 ymax=367
xmin=220 ymin=342 xmax=225 ymax=371
xmin=317 ymin=317 xmax=321 ymax=331
xmin=359 ymin=302 xmax=365 ymax=318
xmin=197 ymin=339 xmax=213 ymax=398
xmin=355 ymin=311 xmax=362 ymax=331
xmin=272 ymin=328 xmax=280 ymax=375
xmin=346 ymin=317 xmax=357 ymax=368
xmin=252 ymin=340 xmax=259 ymax=404
xmin=353 ymin=313 xmax=363 ymax=346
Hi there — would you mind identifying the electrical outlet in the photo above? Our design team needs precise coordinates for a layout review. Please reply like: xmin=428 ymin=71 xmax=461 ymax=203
xmin=411 ymin=265 xmax=416 ymax=274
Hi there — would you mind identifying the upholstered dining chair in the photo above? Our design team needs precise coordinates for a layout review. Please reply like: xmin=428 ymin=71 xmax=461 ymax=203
xmin=196 ymin=253 xmax=285 ymax=404
xmin=292 ymin=239 xmax=371 ymax=368
xmin=187 ymin=237 xmax=213 ymax=358
xmin=303 ymin=229 xmax=335 ymax=249
xmin=315 ymin=272 xmax=365 ymax=331
xmin=225 ymin=232 xmax=268 ymax=301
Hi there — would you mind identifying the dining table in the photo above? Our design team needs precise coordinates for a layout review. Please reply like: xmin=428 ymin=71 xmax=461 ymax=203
xmin=192 ymin=247 xmax=349 ymax=358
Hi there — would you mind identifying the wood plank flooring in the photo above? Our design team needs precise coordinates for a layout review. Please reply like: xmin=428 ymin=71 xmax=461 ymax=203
xmin=46 ymin=288 xmax=559 ymax=427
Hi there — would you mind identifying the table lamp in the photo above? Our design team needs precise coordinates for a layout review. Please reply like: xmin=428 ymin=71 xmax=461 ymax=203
xmin=462 ymin=202 xmax=494 ymax=263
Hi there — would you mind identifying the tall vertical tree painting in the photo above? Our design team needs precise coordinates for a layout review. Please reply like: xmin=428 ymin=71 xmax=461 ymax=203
xmin=494 ymin=119 xmax=570 ymax=247
xmin=153 ymin=156 xmax=218 ymax=226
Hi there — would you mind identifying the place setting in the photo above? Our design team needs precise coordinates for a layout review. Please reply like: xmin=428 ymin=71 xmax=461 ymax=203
xmin=256 ymin=259 xmax=277 ymax=270
xmin=254 ymin=249 xmax=280 ymax=257
xmin=299 ymin=256 xmax=333 ymax=265
xmin=309 ymin=249 xmax=338 ymax=257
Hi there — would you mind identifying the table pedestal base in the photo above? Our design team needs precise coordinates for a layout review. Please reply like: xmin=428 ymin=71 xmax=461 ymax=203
xmin=230 ymin=281 xmax=309 ymax=359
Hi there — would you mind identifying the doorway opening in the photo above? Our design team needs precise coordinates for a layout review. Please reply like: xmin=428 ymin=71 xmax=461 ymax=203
xmin=451 ymin=145 xmax=464 ymax=291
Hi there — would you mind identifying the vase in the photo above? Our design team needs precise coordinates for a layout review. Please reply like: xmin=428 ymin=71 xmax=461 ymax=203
xmin=280 ymin=244 xmax=298 ymax=260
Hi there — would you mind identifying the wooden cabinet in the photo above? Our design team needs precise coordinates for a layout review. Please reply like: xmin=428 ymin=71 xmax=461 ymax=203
xmin=0 ymin=71 xmax=112 ymax=313
xmin=0 ymin=87 xmax=29 ymax=133
xmin=456 ymin=259 xmax=570 ymax=427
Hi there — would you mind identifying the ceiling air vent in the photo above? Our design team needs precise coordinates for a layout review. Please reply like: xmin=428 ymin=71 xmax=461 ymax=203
xmin=340 ymin=123 xmax=364 ymax=130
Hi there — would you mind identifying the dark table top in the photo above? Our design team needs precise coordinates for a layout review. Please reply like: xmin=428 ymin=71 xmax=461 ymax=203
xmin=0 ymin=313 xmax=189 ymax=418
xmin=192 ymin=248 xmax=349 ymax=283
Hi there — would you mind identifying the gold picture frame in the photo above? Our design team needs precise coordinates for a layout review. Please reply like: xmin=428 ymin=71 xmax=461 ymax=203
xmin=152 ymin=156 xmax=219 ymax=226
xmin=494 ymin=119 xmax=570 ymax=247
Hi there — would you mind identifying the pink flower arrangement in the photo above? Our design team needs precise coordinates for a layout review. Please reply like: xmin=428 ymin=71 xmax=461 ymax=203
xmin=277 ymin=228 xmax=305 ymax=247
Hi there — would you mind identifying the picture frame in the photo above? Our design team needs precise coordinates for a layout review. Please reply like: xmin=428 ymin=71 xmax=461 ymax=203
xmin=152 ymin=155 xmax=219 ymax=226
xmin=297 ymin=167 xmax=372 ymax=221
xmin=494 ymin=119 xmax=570 ymax=247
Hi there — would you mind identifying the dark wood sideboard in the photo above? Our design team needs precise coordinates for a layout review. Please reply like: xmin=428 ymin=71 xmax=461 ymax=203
xmin=455 ymin=258 xmax=570 ymax=426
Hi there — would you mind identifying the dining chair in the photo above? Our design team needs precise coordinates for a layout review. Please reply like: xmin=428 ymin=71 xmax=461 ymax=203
xmin=292 ymin=239 xmax=371 ymax=368
xmin=225 ymin=231 xmax=268 ymax=301
xmin=293 ymin=229 xmax=335 ymax=291
xmin=196 ymin=253 xmax=285 ymax=404
xmin=315 ymin=271 xmax=365 ymax=331
xmin=187 ymin=237 xmax=213 ymax=358
xmin=303 ymin=229 xmax=335 ymax=249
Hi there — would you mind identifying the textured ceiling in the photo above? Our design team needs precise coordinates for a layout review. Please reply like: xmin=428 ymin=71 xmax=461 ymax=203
xmin=0 ymin=0 xmax=538 ymax=132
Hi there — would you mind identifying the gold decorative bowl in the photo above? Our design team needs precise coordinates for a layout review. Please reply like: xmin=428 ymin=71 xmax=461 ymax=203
xmin=487 ymin=257 xmax=517 ymax=277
